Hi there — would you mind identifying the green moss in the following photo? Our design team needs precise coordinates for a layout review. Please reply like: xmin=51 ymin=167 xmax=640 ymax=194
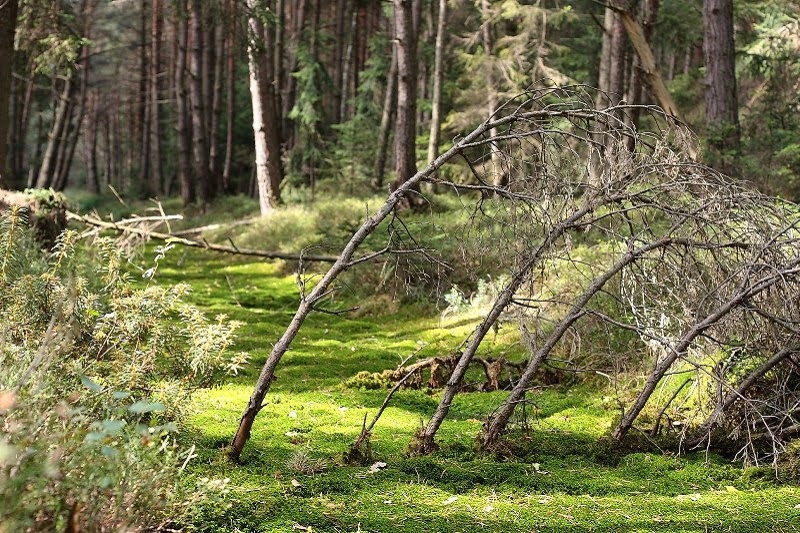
xmin=136 ymin=216 xmax=800 ymax=533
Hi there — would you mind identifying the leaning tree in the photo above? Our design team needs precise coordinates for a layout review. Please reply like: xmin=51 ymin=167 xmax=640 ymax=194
xmin=230 ymin=85 xmax=800 ymax=464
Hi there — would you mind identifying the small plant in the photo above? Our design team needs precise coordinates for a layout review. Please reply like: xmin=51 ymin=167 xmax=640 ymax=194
xmin=285 ymin=448 xmax=326 ymax=475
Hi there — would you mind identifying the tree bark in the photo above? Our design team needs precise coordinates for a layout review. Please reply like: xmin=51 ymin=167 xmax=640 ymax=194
xmin=375 ymin=41 xmax=398 ymax=190
xmin=703 ymin=0 xmax=739 ymax=151
xmin=222 ymin=0 xmax=237 ymax=192
xmin=481 ymin=0 xmax=503 ymax=187
xmin=282 ymin=0 xmax=307 ymax=149
xmin=614 ymin=5 xmax=681 ymax=119
xmin=392 ymin=0 xmax=418 ymax=193
xmin=139 ymin=0 xmax=152 ymax=190
xmin=0 ymin=0 xmax=20 ymax=187
xmin=247 ymin=0 xmax=284 ymax=214
xmin=426 ymin=0 xmax=446 ymax=164
xmin=36 ymin=73 xmax=78 ymax=189
xmin=150 ymin=0 xmax=164 ymax=195
xmin=189 ymin=0 xmax=211 ymax=206
xmin=84 ymin=91 xmax=100 ymax=194
xmin=174 ymin=0 xmax=195 ymax=204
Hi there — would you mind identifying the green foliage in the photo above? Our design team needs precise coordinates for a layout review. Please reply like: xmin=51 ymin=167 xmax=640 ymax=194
xmin=737 ymin=3 xmax=800 ymax=197
xmin=0 ymin=214 xmax=243 ymax=530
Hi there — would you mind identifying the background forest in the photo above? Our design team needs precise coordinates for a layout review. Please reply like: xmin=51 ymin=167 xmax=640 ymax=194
xmin=3 ymin=1 xmax=800 ymax=532
xmin=0 ymin=0 xmax=798 ymax=204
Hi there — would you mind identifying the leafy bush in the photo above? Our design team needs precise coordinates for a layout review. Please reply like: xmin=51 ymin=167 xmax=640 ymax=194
xmin=0 ymin=208 xmax=243 ymax=531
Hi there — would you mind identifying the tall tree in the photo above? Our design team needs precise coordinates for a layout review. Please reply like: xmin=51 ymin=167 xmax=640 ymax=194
xmin=174 ymin=0 xmax=195 ymax=204
xmin=189 ymin=0 xmax=211 ymax=205
xmin=392 ymin=0 xmax=418 ymax=192
xmin=426 ymin=0 xmax=446 ymax=164
xmin=703 ymin=0 xmax=739 ymax=151
xmin=480 ymin=0 xmax=504 ymax=187
xmin=247 ymin=0 xmax=284 ymax=214
xmin=0 ymin=0 xmax=20 ymax=187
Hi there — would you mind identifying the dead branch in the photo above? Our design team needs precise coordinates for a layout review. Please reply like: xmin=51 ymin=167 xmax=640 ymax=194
xmin=66 ymin=211 xmax=340 ymax=262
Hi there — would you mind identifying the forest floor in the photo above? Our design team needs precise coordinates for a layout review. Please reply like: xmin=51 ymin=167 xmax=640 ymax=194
xmin=148 ymin=243 xmax=800 ymax=533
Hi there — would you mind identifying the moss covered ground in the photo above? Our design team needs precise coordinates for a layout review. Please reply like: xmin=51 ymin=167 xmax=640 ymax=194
xmin=147 ymin=245 xmax=800 ymax=533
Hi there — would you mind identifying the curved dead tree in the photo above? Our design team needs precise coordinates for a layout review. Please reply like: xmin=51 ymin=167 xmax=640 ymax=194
xmin=230 ymin=85 xmax=641 ymax=461
xmin=232 ymin=85 xmax=800 ymax=463
xmin=409 ymin=90 xmax=800 ymax=456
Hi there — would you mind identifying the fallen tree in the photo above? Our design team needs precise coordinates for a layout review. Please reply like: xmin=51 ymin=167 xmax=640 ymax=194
xmin=230 ymin=85 xmax=800 ymax=465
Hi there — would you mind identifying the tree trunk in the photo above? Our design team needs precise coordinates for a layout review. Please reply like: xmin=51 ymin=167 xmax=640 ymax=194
xmin=0 ymin=0 xmax=20 ymax=187
xmin=614 ymin=5 xmax=681 ymax=119
xmin=209 ymin=17 xmax=224 ymax=193
xmin=332 ymin=0 xmax=347 ymax=124
xmin=150 ymin=0 xmax=164 ymax=195
xmin=481 ymin=0 xmax=503 ymax=187
xmin=426 ymin=0 xmax=446 ymax=164
xmin=189 ymin=0 xmax=211 ymax=206
xmin=84 ymin=91 xmax=100 ymax=194
xmin=10 ymin=61 xmax=33 ymax=186
xmin=174 ymin=0 xmax=195 ymax=204
xmin=375 ymin=41 xmax=398 ymax=190
xmin=625 ymin=0 xmax=660 ymax=147
xmin=703 ymin=0 xmax=739 ymax=151
xmin=247 ymin=0 xmax=284 ymax=214
xmin=596 ymin=7 xmax=613 ymax=102
xmin=339 ymin=9 xmax=357 ymax=122
xmin=222 ymin=0 xmax=236 ymax=192
xmin=139 ymin=0 xmax=152 ymax=191
xmin=608 ymin=11 xmax=626 ymax=107
xmin=392 ymin=0 xmax=418 ymax=193
xmin=36 ymin=73 xmax=78 ymax=189
xmin=282 ymin=0 xmax=307 ymax=149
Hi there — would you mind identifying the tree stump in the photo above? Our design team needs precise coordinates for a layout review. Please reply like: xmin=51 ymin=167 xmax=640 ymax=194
xmin=0 ymin=189 xmax=68 ymax=248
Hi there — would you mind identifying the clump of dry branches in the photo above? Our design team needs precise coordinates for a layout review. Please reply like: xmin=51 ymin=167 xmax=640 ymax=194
xmin=231 ymin=85 xmax=800 ymax=465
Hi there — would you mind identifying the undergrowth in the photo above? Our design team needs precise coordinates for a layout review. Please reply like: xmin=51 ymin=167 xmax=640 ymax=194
xmin=0 ymin=207 xmax=242 ymax=531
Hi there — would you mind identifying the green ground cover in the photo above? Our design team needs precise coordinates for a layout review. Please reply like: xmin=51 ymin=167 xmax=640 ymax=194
xmin=151 ymin=246 xmax=800 ymax=533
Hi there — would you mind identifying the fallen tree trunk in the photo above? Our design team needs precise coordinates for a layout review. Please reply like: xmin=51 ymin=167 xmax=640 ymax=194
xmin=66 ymin=211 xmax=339 ymax=263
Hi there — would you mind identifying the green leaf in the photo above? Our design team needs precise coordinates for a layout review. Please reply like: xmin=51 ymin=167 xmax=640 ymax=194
xmin=101 ymin=419 xmax=126 ymax=434
xmin=128 ymin=401 xmax=166 ymax=414
xmin=112 ymin=391 xmax=131 ymax=400
xmin=80 ymin=375 xmax=104 ymax=392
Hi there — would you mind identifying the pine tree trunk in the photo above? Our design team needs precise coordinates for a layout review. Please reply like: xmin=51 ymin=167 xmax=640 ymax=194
xmin=703 ymin=0 xmax=739 ymax=151
xmin=392 ymin=0 xmax=418 ymax=192
xmin=332 ymin=0 xmax=347 ymax=124
xmin=85 ymin=91 xmax=100 ymax=194
xmin=247 ymin=0 xmax=284 ymax=214
xmin=481 ymin=0 xmax=503 ymax=187
xmin=282 ymin=0 xmax=307 ymax=150
xmin=375 ymin=42 xmax=398 ymax=189
xmin=0 ymin=0 xmax=19 ymax=186
xmin=149 ymin=0 xmax=164 ymax=195
xmin=189 ymin=0 xmax=210 ymax=205
xmin=139 ymin=0 xmax=152 ymax=190
xmin=36 ymin=74 xmax=77 ymax=189
xmin=174 ymin=0 xmax=195 ymax=204
xmin=222 ymin=0 xmax=236 ymax=192
xmin=426 ymin=0 xmax=446 ymax=164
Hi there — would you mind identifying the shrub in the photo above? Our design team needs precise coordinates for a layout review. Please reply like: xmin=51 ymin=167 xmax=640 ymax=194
xmin=0 ymin=208 xmax=243 ymax=531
